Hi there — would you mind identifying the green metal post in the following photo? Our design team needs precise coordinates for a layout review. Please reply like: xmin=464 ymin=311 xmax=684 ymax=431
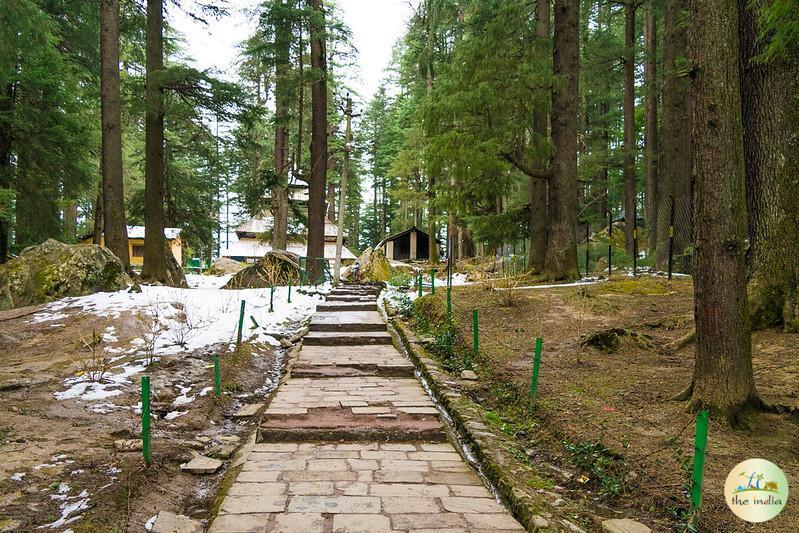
xmin=472 ymin=309 xmax=479 ymax=354
xmin=529 ymin=338 xmax=543 ymax=402
xmin=270 ymin=286 xmax=275 ymax=312
xmin=691 ymin=410 xmax=710 ymax=511
xmin=431 ymin=269 xmax=437 ymax=295
xmin=237 ymin=300 xmax=246 ymax=345
xmin=288 ymin=277 xmax=292 ymax=303
xmin=141 ymin=376 xmax=151 ymax=464
xmin=446 ymin=286 xmax=452 ymax=320
xmin=418 ymin=273 xmax=423 ymax=297
xmin=214 ymin=354 xmax=221 ymax=398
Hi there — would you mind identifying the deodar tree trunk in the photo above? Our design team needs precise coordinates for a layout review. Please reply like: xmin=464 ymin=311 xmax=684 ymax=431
xmin=644 ymin=2 xmax=658 ymax=251
xmin=686 ymin=0 xmax=757 ymax=421
xmin=542 ymin=0 xmax=580 ymax=282
xmin=100 ymin=0 xmax=129 ymax=267
xmin=142 ymin=0 xmax=168 ymax=282
xmin=307 ymin=0 xmax=327 ymax=282
xmin=656 ymin=0 xmax=692 ymax=269
xmin=623 ymin=2 xmax=636 ymax=258
xmin=739 ymin=0 xmax=799 ymax=332
xmin=272 ymin=0 xmax=291 ymax=251
xmin=529 ymin=0 xmax=550 ymax=274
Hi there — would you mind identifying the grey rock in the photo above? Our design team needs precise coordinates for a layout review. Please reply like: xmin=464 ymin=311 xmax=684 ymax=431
xmin=460 ymin=369 xmax=478 ymax=381
xmin=151 ymin=511 xmax=203 ymax=533
xmin=530 ymin=515 xmax=550 ymax=530
xmin=601 ymin=519 xmax=652 ymax=533
xmin=552 ymin=498 xmax=566 ymax=507
xmin=180 ymin=455 xmax=222 ymax=474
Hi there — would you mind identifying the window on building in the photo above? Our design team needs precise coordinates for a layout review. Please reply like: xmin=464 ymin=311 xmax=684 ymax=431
xmin=132 ymin=245 xmax=144 ymax=257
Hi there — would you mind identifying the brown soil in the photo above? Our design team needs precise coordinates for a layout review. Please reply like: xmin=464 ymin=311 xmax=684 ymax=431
xmin=0 ymin=304 xmax=283 ymax=532
xmin=419 ymin=276 xmax=798 ymax=532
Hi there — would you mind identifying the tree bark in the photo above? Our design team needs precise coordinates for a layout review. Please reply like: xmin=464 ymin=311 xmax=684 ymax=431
xmin=100 ymin=0 xmax=129 ymax=267
xmin=644 ymin=1 xmax=659 ymax=252
xmin=687 ymin=0 xmax=756 ymax=420
xmin=307 ymin=0 xmax=328 ymax=282
xmin=0 ymin=83 xmax=13 ymax=263
xmin=623 ymin=2 xmax=636 ymax=257
xmin=426 ymin=6 xmax=438 ymax=263
xmin=272 ymin=0 xmax=291 ymax=251
xmin=142 ymin=0 xmax=167 ymax=282
xmin=543 ymin=0 xmax=580 ymax=281
xmin=739 ymin=0 xmax=799 ymax=332
xmin=529 ymin=0 xmax=550 ymax=273
xmin=62 ymin=203 xmax=78 ymax=242
xmin=656 ymin=0 xmax=692 ymax=269
xmin=92 ymin=183 xmax=104 ymax=245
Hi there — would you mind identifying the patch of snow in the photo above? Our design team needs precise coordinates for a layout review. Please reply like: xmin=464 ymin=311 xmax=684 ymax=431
xmin=144 ymin=515 xmax=158 ymax=531
xmin=185 ymin=273 xmax=234 ymax=289
xmin=172 ymin=386 xmax=195 ymax=406
xmin=198 ymin=386 xmax=213 ymax=397
xmin=165 ymin=410 xmax=187 ymax=421
xmin=38 ymin=490 xmax=90 ymax=529
xmin=10 ymin=472 xmax=25 ymax=481
xmin=31 ymin=311 xmax=69 ymax=323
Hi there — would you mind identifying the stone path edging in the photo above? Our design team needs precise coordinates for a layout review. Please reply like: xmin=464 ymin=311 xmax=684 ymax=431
xmin=387 ymin=315 xmax=593 ymax=533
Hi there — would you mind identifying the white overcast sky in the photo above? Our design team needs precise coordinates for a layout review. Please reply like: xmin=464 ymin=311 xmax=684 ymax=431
xmin=170 ymin=0 xmax=417 ymax=103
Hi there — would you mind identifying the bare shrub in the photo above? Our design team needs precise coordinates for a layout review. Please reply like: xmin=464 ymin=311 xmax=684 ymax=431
xmin=489 ymin=271 xmax=526 ymax=307
xmin=167 ymin=296 xmax=204 ymax=348
xmin=136 ymin=303 xmax=164 ymax=365
xmin=71 ymin=329 xmax=113 ymax=382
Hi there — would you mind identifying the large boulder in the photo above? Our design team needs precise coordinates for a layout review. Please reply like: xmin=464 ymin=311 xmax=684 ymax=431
xmin=355 ymin=247 xmax=391 ymax=282
xmin=206 ymin=257 xmax=245 ymax=276
xmin=0 ymin=239 xmax=131 ymax=310
xmin=224 ymin=250 xmax=300 ymax=289
xmin=164 ymin=241 xmax=188 ymax=288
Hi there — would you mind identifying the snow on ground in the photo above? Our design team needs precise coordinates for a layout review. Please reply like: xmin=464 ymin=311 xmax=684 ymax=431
xmin=34 ymin=276 xmax=326 ymax=403
xmin=185 ymin=272 xmax=233 ymax=289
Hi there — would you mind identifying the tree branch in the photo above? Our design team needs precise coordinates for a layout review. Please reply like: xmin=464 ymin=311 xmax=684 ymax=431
xmin=500 ymin=152 xmax=552 ymax=181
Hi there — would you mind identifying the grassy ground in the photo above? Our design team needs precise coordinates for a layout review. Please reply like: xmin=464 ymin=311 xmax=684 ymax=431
xmin=409 ymin=276 xmax=798 ymax=531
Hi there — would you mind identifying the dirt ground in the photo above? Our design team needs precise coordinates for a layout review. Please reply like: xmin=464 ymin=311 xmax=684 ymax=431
xmin=417 ymin=276 xmax=798 ymax=532
xmin=0 ymin=302 xmax=285 ymax=532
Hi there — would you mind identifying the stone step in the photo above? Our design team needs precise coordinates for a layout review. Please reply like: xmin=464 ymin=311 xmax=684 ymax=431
xmin=303 ymin=331 xmax=393 ymax=346
xmin=326 ymin=295 xmax=377 ymax=302
xmin=310 ymin=311 xmax=386 ymax=332
xmin=316 ymin=301 xmax=377 ymax=312
xmin=291 ymin=361 xmax=415 ymax=378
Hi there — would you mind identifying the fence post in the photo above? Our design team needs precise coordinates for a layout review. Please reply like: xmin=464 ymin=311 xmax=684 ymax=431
xmin=236 ymin=300 xmax=246 ymax=345
xmin=418 ymin=272 xmax=423 ymax=297
xmin=633 ymin=203 xmax=638 ymax=277
xmin=585 ymin=222 xmax=590 ymax=277
xmin=214 ymin=354 xmax=221 ymax=398
xmin=607 ymin=211 xmax=613 ymax=277
xmin=430 ymin=269 xmax=437 ymax=295
xmin=529 ymin=338 xmax=543 ymax=403
xmin=668 ymin=195 xmax=676 ymax=280
xmin=446 ymin=286 xmax=452 ymax=320
xmin=141 ymin=376 xmax=151 ymax=464
xmin=690 ymin=410 xmax=709 ymax=511
xmin=270 ymin=286 xmax=275 ymax=312
xmin=472 ymin=309 xmax=479 ymax=355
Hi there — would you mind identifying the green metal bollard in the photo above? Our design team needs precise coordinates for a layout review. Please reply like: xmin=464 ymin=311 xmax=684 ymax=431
xmin=237 ymin=300 xmax=246 ymax=345
xmin=446 ymin=286 xmax=452 ymax=320
xmin=418 ymin=273 xmax=423 ymax=297
xmin=288 ymin=278 xmax=292 ymax=303
xmin=214 ymin=354 xmax=221 ymax=399
xmin=430 ymin=269 xmax=437 ymax=295
xmin=141 ymin=376 xmax=151 ymax=464
xmin=529 ymin=338 xmax=543 ymax=402
xmin=472 ymin=309 xmax=479 ymax=354
xmin=270 ymin=286 xmax=275 ymax=312
xmin=690 ymin=410 xmax=710 ymax=511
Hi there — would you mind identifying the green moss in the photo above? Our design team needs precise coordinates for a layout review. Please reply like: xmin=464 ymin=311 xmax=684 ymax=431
xmin=601 ymin=279 xmax=671 ymax=295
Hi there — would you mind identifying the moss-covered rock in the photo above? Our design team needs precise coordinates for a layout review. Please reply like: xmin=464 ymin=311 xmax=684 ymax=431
xmin=224 ymin=251 xmax=300 ymax=289
xmin=0 ymin=239 xmax=131 ymax=310
xmin=356 ymin=246 xmax=391 ymax=282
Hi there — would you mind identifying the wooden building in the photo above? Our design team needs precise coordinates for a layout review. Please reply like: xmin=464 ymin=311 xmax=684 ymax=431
xmin=80 ymin=226 xmax=183 ymax=267
xmin=377 ymin=226 xmax=433 ymax=261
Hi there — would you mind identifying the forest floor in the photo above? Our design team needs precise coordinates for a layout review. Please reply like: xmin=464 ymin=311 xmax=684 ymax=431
xmin=0 ymin=277 xmax=322 ymax=532
xmin=414 ymin=276 xmax=798 ymax=532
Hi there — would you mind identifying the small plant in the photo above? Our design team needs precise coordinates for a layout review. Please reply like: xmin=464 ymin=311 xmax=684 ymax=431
xmin=167 ymin=296 xmax=204 ymax=348
xmin=136 ymin=303 xmax=164 ymax=365
xmin=395 ymin=293 xmax=413 ymax=317
xmin=71 ymin=329 xmax=112 ymax=382
xmin=563 ymin=440 xmax=628 ymax=498
xmin=489 ymin=271 xmax=526 ymax=307
xmin=388 ymin=271 xmax=412 ymax=288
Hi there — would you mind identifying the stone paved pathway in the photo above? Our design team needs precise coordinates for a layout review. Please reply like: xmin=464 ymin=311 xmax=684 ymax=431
xmin=211 ymin=284 xmax=525 ymax=532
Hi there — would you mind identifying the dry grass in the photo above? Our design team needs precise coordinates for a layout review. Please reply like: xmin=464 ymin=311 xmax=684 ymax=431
xmin=71 ymin=329 xmax=113 ymax=382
